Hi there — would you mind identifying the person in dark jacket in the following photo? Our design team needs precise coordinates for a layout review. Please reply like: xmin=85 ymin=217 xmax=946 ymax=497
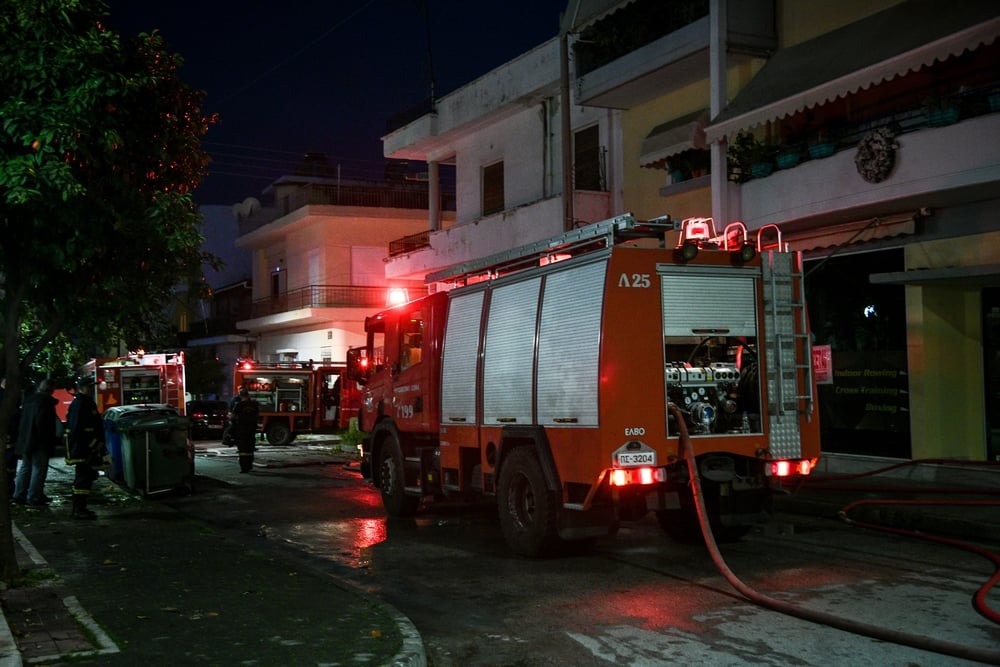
xmin=13 ymin=379 xmax=58 ymax=506
xmin=230 ymin=387 xmax=259 ymax=473
xmin=66 ymin=376 xmax=106 ymax=519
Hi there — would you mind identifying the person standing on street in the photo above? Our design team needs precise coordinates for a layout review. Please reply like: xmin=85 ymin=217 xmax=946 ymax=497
xmin=13 ymin=379 xmax=58 ymax=506
xmin=66 ymin=376 xmax=106 ymax=519
xmin=231 ymin=386 xmax=259 ymax=473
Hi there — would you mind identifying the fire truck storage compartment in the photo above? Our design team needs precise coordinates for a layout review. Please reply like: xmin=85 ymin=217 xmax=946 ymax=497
xmin=442 ymin=256 xmax=606 ymax=429
xmin=120 ymin=369 xmax=161 ymax=405
xmin=659 ymin=265 xmax=763 ymax=437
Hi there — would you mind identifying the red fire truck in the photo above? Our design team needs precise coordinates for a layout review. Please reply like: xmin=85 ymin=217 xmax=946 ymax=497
xmin=233 ymin=360 xmax=361 ymax=445
xmin=83 ymin=352 xmax=187 ymax=415
xmin=347 ymin=213 xmax=821 ymax=556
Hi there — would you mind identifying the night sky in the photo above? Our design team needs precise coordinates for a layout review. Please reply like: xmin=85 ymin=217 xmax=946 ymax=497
xmin=105 ymin=1 xmax=566 ymax=205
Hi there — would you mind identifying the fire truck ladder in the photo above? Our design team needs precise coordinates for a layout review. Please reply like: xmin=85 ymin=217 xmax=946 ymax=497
xmin=425 ymin=213 xmax=675 ymax=285
xmin=163 ymin=357 xmax=185 ymax=414
xmin=761 ymin=251 xmax=814 ymax=457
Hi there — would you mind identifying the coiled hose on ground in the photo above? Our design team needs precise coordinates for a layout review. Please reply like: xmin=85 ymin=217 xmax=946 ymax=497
xmin=669 ymin=403 xmax=1000 ymax=665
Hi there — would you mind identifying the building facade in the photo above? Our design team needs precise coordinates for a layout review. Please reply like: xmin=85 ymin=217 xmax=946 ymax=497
xmin=232 ymin=165 xmax=452 ymax=373
xmin=380 ymin=0 xmax=1000 ymax=464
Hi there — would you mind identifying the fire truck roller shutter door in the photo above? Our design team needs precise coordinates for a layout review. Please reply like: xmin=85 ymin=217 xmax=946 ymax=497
xmin=537 ymin=259 xmax=606 ymax=426
xmin=441 ymin=291 xmax=484 ymax=425
xmin=483 ymin=277 xmax=541 ymax=426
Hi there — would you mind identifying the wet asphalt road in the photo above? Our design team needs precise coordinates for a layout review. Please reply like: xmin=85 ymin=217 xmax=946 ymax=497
xmin=171 ymin=440 xmax=1000 ymax=666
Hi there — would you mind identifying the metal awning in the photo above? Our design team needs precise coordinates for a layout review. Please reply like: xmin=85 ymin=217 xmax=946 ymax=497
xmin=639 ymin=109 xmax=708 ymax=169
xmin=705 ymin=0 xmax=1000 ymax=142
xmin=560 ymin=0 xmax=639 ymax=34
xmin=870 ymin=264 xmax=1000 ymax=287
xmin=784 ymin=215 xmax=916 ymax=253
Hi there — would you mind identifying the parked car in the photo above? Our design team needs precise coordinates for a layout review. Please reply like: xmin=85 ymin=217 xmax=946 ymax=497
xmin=185 ymin=400 xmax=229 ymax=440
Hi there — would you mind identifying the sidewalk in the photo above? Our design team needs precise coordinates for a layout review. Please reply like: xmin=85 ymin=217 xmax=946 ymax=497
xmin=773 ymin=455 xmax=1000 ymax=545
xmin=0 ymin=450 xmax=424 ymax=667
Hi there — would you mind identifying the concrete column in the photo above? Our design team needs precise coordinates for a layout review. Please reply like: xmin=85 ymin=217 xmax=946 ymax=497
xmin=428 ymin=160 xmax=440 ymax=231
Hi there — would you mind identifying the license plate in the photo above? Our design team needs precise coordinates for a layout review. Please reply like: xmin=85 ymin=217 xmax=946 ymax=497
xmin=617 ymin=452 xmax=657 ymax=467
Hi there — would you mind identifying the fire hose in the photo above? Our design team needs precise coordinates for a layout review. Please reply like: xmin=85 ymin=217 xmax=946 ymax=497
xmin=669 ymin=403 xmax=1000 ymax=665
xmin=795 ymin=458 xmax=1000 ymax=624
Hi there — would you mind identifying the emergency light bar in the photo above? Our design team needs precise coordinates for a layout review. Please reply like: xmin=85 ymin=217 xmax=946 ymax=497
xmin=674 ymin=217 xmax=758 ymax=264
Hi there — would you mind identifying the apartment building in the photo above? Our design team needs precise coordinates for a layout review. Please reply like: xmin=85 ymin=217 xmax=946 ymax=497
xmin=232 ymin=155 xmax=453 ymax=369
xmin=381 ymin=0 xmax=1000 ymax=464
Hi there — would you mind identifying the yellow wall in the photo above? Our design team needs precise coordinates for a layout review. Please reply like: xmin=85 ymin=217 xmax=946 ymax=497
xmin=904 ymin=232 xmax=1000 ymax=460
xmin=623 ymin=81 xmax=714 ymax=221
xmin=777 ymin=0 xmax=902 ymax=47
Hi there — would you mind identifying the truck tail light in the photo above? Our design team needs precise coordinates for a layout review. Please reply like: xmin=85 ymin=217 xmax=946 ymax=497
xmin=768 ymin=458 xmax=814 ymax=477
xmin=609 ymin=467 xmax=663 ymax=487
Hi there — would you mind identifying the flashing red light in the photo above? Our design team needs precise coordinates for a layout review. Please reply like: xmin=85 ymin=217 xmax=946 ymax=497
xmin=240 ymin=360 xmax=253 ymax=371
xmin=769 ymin=459 xmax=813 ymax=477
xmin=609 ymin=467 xmax=660 ymax=487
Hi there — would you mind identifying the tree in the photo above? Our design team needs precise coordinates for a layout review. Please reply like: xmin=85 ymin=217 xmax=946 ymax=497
xmin=0 ymin=0 xmax=217 ymax=582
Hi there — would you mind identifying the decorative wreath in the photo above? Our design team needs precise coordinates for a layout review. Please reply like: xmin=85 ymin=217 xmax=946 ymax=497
xmin=854 ymin=127 xmax=898 ymax=183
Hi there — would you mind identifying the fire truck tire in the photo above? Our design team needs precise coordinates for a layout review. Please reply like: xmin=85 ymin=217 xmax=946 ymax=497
xmin=378 ymin=434 xmax=419 ymax=517
xmin=497 ymin=447 xmax=560 ymax=557
xmin=265 ymin=421 xmax=293 ymax=446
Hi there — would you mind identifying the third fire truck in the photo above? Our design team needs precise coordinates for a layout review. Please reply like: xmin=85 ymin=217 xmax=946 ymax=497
xmin=233 ymin=360 xmax=361 ymax=445
xmin=83 ymin=352 xmax=187 ymax=415
xmin=347 ymin=214 xmax=821 ymax=556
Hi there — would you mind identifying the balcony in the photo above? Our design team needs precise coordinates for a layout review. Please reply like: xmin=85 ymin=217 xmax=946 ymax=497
xmin=573 ymin=0 xmax=774 ymax=109
xmin=384 ymin=191 xmax=613 ymax=281
xmin=238 ymin=182 xmax=456 ymax=237
xmin=737 ymin=109 xmax=1000 ymax=231
xmin=238 ymin=284 xmax=429 ymax=332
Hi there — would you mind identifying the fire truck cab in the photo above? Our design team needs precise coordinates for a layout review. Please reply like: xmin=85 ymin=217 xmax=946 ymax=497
xmin=233 ymin=360 xmax=360 ymax=445
xmin=348 ymin=213 xmax=821 ymax=556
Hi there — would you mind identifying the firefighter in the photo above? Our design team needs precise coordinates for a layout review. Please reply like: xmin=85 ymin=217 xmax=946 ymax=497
xmin=230 ymin=386 xmax=259 ymax=473
xmin=66 ymin=376 xmax=106 ymax=520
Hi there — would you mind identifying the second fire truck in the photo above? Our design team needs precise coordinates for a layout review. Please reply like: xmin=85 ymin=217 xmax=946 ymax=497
xmin=233 ymin=360 xmax=360 ymax=445
xmin=347 ymin=214 xmax=821 ymax=556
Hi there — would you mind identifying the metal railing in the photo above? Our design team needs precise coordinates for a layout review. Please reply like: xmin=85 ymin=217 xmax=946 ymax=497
xmin=250 ymin=284 xmax=429 ymax=318
xmin=389 ymin=230 xmax=431 ymax=257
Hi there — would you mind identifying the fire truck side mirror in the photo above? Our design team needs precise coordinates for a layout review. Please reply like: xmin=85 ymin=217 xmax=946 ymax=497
xmin=346 ymin=347 xmax=370 ymax=385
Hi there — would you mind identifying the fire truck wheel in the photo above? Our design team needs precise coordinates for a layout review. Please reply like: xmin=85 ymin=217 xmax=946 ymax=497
xmin=377 ymin=434 xmax=419 ymax=517
xmin=497 ymin=447 xmax=560 ymax=557
xmin=265 ymin=421 xmax=293 ymax=446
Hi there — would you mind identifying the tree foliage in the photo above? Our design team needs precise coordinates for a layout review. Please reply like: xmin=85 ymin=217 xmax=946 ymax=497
xmin=0 ymin=0 xmax=218 ymax=582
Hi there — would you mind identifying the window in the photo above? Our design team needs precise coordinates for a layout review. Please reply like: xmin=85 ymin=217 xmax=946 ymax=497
xmin=482 ymin=161 xmax=504 ymax=216
xmin=574 ymin=125 xmax=604 ymax=191
xmin=399 ymin=309 xmax=424 ymax=372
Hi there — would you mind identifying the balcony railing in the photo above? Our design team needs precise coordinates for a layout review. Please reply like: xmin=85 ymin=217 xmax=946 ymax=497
xmin=389 ymin=230 xmax=431 ymax=257
xmin=250 ymin=284 xmax=429 ymax=319
xmin=573 ymin=0 xmax=709 ymax=77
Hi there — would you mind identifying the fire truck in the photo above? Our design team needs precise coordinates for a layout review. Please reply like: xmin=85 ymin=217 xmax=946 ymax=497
xmin=83 ymin=352 xmax=187 ymax=415
xmin=346 ymin=213 xmax=822 ymax=556
xmin=233 ymin=360 xmax=361 ymax=445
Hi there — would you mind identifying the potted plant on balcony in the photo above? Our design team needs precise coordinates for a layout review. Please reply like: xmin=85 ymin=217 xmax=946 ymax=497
xmin=807 ymin=128 xmax=836 ymax=159
xmin=923 ymin=94 xmax=960 ymax=127
xmin=775 ymin=144 xmax=802 ymax=170
xmin=728 ymin=132 xmax=774 ymax=181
